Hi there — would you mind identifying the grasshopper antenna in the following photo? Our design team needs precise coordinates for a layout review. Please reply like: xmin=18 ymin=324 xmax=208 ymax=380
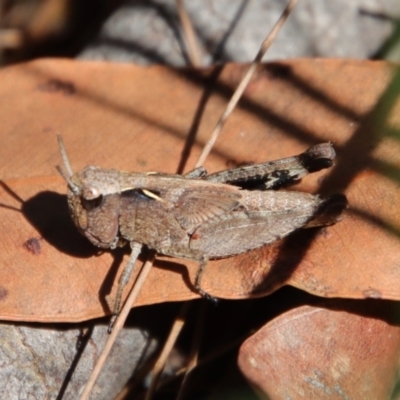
xmin=56 ymin=134 xmax=81 ymax=196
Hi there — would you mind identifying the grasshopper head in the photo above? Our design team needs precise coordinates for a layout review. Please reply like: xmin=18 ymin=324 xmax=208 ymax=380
xmin=56 ymin=135 xmax=120 ymax=249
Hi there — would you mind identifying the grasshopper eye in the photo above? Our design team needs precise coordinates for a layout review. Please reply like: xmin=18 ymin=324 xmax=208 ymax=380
xmin=83 ymin=187 xmax=101 ymax=200
xmin=81 ymin=195 xmax=104 ymax=211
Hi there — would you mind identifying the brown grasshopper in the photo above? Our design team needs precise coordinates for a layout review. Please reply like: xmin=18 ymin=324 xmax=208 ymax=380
xmin=56 ymin=135 xmax=347 ymax=327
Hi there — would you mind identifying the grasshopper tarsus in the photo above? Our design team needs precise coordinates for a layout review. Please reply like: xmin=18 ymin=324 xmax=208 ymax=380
xmin=184 ymin=166 xmax=208 ymax=179
xmin=199 ymin=290 xmax=219 ymax=304
xmin=193 ymin=256 xmax=219 ymax=303
xmin=108 ymin=315 xmax=117 ymax=333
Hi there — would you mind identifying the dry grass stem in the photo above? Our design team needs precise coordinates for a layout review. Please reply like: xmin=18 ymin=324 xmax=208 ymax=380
xmin=176 ymin=0 xmax=202 ymax=66
xmin=195 ymin=0 xmax=299 ymax=168
xmin=145 ymin=302 xmax=191 ymax=400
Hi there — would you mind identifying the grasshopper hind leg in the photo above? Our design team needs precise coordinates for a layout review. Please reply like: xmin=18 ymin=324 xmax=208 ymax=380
xmin=203 ymin=143 xmax=336 ymax=190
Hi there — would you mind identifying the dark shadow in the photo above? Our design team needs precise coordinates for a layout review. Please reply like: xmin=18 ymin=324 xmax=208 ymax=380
xmin=321 ymin=297 xmax=400 ymax=326
xmin=359 ymin=8 xmax=400 ymax=60
xmin=153 ymin=258 xmax=193 ymax=291
xmin=259 ymin=63 xmax=361 ymax=123
xmin=146 ymin=0 xmax=190 ymax=65
xmin=374 ymin=157 xmax=400 ymax=186
xmin=56 ymin=325 xmax=94 ymax=400
xmin=0 ymin=180 xmax=96 ymax=257
xmin=21 ymin=191 xmax=96 ymax=258
xmin=250 ymin=229 xmax=321 ymax=296
xmin=90 ymin=0 xmax=190 ymax=65
xmin=211 ymin=0 xmax=249 ymax=63
xmin=359 ymin=8 xmax=400 ymax=22
xmin=176 ymin=65 xmax=224 ymax=174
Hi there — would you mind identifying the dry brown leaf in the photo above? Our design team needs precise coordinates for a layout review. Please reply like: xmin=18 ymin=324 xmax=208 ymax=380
xmin=0 ymin=58 xmax=400 ymax=322
xmin=238 ymin=301 xmax=400 ymax=400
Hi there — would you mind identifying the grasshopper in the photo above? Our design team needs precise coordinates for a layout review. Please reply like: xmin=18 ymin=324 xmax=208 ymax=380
xmin=56 ymin=135 xmax=346 ymax=328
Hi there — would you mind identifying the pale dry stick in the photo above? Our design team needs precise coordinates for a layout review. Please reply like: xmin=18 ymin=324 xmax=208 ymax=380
xmin=176 ymin=0 xmax=202 ymax=66
xmin=195 ymin=0 xmax=299 ymax=168
xmin=145 ymin=302 xmax=191 ymax=400
xmin=79 ymin=252 xmax=156 ymax=400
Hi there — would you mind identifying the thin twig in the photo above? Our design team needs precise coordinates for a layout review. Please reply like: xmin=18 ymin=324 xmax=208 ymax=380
xmin=79 ymin=252 xmax=157 ymax=400
xmin=195 ymin=0 xmax=299 ymax=168
xmin=176 ymin=0 xmax=202 ymax=66
xmin=145 ymin=302 xmax=191 ymax=400
xmin=140 ymin=324 xmax=255 ymax=398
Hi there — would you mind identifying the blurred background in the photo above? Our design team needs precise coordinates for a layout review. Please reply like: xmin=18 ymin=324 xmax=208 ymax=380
xmin=0 ymin=0 xmax=399 ymax=66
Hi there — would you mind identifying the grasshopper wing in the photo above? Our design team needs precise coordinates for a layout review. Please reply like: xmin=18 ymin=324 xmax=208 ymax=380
xmin=189 ymin=191 xmax=346 ymax=258
xmin=172 ymin=186 xmax=242 ymax=231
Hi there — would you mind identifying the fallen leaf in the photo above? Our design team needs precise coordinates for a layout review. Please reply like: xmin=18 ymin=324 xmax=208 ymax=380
xmin=238 ymin=300 xmax=400 ymax=400
xmin=0 ymin=58 xmax=400 ymax=322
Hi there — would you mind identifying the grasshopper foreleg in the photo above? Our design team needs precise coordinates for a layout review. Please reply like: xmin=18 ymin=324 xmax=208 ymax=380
xmin=108 ymin=241 xmax=143 ymax=332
